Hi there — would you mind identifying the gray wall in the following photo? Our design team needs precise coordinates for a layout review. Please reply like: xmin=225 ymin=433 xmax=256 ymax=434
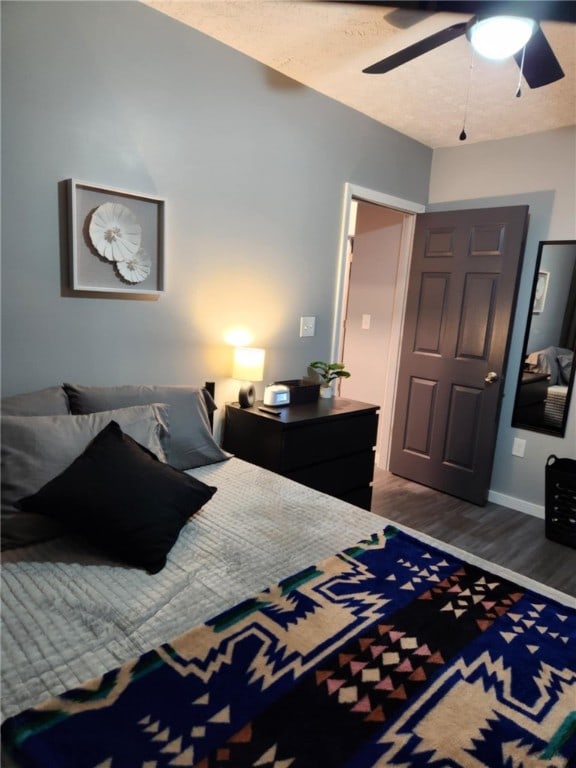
xmin=3 ymin=1 xmax=573 ymax=512
xmin=1 ymin=0 xmax=430 ymax=404
xmin=429 ymin=127 xmax=576 ymax=511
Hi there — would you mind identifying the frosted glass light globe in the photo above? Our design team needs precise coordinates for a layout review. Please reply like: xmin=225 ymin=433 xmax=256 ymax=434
xmin=468 ymin=16 xmax=536 ymax=60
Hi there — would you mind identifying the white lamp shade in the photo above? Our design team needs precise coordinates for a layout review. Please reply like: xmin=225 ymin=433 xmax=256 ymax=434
xmin=468 ymin=16 xmax=536 ymax=60
xmin=232 ymin=347 xmax=265 ymax=382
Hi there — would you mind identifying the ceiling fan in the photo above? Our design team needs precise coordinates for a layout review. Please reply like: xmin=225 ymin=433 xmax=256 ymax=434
xmin=359 ymin=1 xmax=575 ymax=88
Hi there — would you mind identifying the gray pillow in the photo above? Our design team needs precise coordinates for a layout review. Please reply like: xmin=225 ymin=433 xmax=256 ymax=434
xmin=1 ymin=386 xmax=70 ymax=416
xmin=1 ymin=403 xmax=169 ymax=550
xmin=557 ymin=351 xmax=574 ymax=385
xmin=63 ymin=383 xmax=229 ymax=470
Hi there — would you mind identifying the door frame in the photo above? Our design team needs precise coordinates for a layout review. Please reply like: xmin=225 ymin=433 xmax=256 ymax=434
xmin=331 ymin=183 xmax=425 ymax=469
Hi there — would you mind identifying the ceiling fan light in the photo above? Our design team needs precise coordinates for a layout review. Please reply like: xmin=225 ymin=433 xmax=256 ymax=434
xmin=469 ymin=16 xmax=536 ymax=60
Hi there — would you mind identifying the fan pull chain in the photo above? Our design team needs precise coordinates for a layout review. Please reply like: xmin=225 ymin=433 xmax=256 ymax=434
xmin=516 ymin=45 xmax=526 ymax=97
xmin=459 ymin=48 xmax=475 ymax=141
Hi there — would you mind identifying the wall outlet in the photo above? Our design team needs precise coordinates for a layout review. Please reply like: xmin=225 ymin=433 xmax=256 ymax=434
xmin=512 ymin=437 xmax=526 ymax=457
xmin=299 ymin=316 xmax=316 ymax=337
xmin=361 ymin=314 xmax=371 ymax=330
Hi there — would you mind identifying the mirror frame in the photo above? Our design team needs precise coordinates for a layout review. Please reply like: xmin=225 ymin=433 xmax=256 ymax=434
xmin=511 ymin=240 xmax=576 ymax=437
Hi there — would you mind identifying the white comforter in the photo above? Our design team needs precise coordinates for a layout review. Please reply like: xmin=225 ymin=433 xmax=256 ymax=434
xmin=1 ymin=458 xmax=385 ymax=722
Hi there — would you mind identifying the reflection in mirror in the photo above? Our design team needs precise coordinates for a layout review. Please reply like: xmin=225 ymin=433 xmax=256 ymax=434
xmin=512 ymin=241 xmax=576 ymax=437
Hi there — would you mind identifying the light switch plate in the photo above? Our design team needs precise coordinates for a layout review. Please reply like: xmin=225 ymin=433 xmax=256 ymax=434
xmin=512 ymin=437 xmax=526 ymax=457
xmin=300 ymin=316 xmax=316 ymax=337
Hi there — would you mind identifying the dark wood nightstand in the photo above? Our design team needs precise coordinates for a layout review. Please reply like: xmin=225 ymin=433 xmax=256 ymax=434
xmin=222 ymin=398 xmax=379 ymax=510
xmin=514 ymin=371 xmax=549 ymax=425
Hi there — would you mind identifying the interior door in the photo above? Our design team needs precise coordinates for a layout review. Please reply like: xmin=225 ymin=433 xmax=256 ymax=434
xmin=389 ymin=206 xmax=529 ymax=505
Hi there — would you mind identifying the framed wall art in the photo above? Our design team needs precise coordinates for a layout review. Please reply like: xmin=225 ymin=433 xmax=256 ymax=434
xmin=68 ymin=179 xmax=165 ymax=297
xmin=532 ymin=270 xmax=549 ymax=314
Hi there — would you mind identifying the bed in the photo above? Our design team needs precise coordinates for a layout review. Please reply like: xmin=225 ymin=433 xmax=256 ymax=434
xmin=2 ymin=383 xmax=575 ymax=767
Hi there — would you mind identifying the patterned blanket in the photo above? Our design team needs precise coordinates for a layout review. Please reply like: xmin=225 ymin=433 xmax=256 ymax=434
xmin=3 ymin=526 xmax=576 ymax=767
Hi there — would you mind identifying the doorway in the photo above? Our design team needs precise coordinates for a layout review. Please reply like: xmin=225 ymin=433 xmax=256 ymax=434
xmin=333 ymin=183 xmax=424 ymax=470
xmin=335 ymin=187 xmax=528 ymax=505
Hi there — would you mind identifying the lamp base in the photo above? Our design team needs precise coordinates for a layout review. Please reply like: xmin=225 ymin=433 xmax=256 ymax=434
xmin=238 ymin=382 xmax=256 ymax=408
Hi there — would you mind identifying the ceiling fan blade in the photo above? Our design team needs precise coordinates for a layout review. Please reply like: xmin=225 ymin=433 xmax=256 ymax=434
xmin=514 ymin=25 xmax=565 ymax=87
xmin=385 ymin=7 xmax=435 ymax=29
xmin=342 ymin=1 xmax=576 ymax=23
xmin=363 ymin=21 xmax=467 ymax=73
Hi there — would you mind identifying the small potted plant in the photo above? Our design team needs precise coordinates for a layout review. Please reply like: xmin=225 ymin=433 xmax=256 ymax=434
xmin=308 ymin=361 xmax=351 ymax=398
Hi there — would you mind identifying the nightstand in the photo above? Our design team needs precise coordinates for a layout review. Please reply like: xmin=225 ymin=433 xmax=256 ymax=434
xmin=222 ymin=398 xmax=379 ymax=510
xmin=514 ymin=371 xmax=549 ymax=425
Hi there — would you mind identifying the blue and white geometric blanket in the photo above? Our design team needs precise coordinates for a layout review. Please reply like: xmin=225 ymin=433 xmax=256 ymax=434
xmin=3 ymin=526 xmax=575 ymax=767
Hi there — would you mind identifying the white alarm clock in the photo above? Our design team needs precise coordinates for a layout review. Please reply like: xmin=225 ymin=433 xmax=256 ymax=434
xmin=263 ymin=384 xmax=290 ymax=407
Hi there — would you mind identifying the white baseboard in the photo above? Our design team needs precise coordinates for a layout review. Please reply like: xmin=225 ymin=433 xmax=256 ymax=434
xmin=488 ymin=490 xmax=544 ymax=519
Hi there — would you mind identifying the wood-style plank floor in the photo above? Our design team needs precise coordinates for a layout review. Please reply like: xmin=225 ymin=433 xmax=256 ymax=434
xmin=370 ymin=468 xmax=576 ymax=598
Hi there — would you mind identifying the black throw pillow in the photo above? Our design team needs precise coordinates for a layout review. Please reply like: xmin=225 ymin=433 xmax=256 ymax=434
xmin=18 ymin=421 xmax=217 ymax=573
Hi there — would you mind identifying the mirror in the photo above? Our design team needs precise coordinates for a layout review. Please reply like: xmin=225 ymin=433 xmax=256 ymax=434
xmin=512 ymin=240 xmax=576 ymax=437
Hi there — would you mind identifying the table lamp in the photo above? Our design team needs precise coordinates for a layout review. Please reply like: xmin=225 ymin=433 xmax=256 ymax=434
xmin=233 ymin=347 xmax=265 ymax=408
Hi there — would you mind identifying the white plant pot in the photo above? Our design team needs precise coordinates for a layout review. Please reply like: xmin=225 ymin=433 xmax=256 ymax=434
xmin=319 ymin=384 xmax=333 ymax=399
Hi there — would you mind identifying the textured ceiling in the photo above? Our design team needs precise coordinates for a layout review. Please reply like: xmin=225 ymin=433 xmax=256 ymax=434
xmin=145 ymin=0 xmax=576 ymax=148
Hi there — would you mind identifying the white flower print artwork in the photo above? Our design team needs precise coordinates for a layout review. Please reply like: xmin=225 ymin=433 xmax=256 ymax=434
xmin=116 ymin=249 xmax=152 ymax=284
xmin=89 ymin=203 xmax=142 ymax=263
xmin=86 ymin=201 xmax=154 ymax=285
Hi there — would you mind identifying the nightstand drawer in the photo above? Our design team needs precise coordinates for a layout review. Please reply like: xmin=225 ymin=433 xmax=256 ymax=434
xmin=341 ymin=486 xmax=373 ymax=510
xmin=286 ymin=451 xmax=375 ymax=497
xmin=280 ymin=413 xmax=378 ymax=471
xmin=222 ymin=399 xmax=379 ymax=510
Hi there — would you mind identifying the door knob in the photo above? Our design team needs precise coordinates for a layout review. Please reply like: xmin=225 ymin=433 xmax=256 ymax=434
xmin=484 ymin=371 xmax=499 ymax=383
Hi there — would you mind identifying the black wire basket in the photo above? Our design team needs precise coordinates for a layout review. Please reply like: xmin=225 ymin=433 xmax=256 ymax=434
xmin=545 ymin=455 xmax=576 ymax=548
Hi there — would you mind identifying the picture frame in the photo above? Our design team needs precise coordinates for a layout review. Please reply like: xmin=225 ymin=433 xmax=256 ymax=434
xmin=68 ymin=179 xmax=165 ymax=297
xmin=532 ymin=270 xmax=549 ymax=314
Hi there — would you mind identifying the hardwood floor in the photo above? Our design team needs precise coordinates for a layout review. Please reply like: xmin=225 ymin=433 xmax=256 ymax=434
xmin=370 ymin=468 xmax=576 ymax=598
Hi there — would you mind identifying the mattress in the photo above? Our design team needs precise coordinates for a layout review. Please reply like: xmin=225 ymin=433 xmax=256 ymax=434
xmin=1 ymin=457 xmax=386 ymax=723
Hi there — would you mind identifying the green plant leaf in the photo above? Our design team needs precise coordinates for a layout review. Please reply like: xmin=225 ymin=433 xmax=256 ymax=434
xmin=308 ymin=360 xmax=351 ymax=383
